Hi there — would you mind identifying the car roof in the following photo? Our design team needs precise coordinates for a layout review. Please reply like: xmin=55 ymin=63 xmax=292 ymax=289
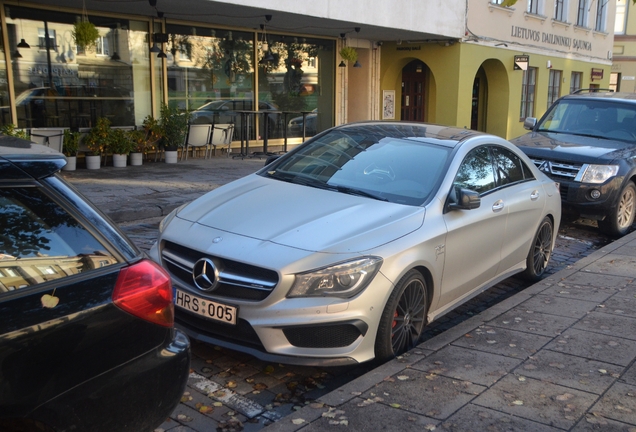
xmin=560 ymin=90 xmax=636 ymax=104
xmin=336 ymin=121 xmax=486 ymax=147
xmin=0 ymin=135 xmax=66 ymax=178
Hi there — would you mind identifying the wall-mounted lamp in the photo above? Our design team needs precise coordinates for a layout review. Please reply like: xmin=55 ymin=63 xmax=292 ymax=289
xmin=338 ymin=60 xmax=346 ymax=67
xmin=353 ymin=60 xmax=361 ymax=68
xmin=547 ymin=60 xmax=552 ymax=69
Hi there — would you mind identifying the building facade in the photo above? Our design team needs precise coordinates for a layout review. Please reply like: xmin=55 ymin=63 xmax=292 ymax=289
xmin=379 ymin=0 xmax=615 ymax=139
xmin=0 ymin=0 xmax=615 ymax=148
xmin=612 ymin=0 xmax=635 ymax=92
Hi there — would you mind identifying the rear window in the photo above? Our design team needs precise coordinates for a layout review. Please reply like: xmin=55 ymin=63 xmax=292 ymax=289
xmin=0 ymin=186 xmax=119 ymax=291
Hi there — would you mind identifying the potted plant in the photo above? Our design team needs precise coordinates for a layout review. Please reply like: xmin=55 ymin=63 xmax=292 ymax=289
xmin=62 ymin=130 xmax=80 ymax=171
xmin=160 ymin=104 xmax=190 ymax=163
xmin=128 ymin=129 xmax=147 ymax=166
xmin=72 ymin=20 xmax=100 ymax=51
xmin=83 ymin=117 xmax=112 ymax=169
xmin=109 ymin=128 xmax=135 ymax=167
xmin=142 ymin=114 xmax=163 ymax=162
xmin=1 ymin=124 xmax=29 ymax=139
xmin=339 ymin=46 xmax=358 ymax=63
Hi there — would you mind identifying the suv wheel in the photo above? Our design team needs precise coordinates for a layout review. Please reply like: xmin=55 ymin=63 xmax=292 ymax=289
xmin=598 ymin=181 xmax=636 ymax=237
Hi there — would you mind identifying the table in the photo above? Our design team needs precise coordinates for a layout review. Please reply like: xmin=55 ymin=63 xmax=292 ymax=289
xmin=233 ymin=110 xmax=281 ymax=159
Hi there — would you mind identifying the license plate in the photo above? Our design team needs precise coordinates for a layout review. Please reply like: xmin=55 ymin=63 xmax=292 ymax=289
xmin=175 ymin=289 xmax=237 ymax=325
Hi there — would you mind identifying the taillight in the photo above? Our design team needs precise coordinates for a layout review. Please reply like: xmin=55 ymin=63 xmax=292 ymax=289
xmin=112 ymin=259 xmax=174 ymax=327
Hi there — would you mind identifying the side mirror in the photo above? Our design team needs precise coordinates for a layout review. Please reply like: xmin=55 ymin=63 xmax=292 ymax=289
xmin=447 ymin=187 xmax=481 ymax=212
xmin=523 ymin=117 xmax=537 ymax=130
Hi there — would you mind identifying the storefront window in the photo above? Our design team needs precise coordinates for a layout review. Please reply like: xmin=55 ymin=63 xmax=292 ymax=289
xmin=5 ymin=6 xmax=150 ymax=129
xmin=165 ymin=25 xmax=254 ymax=112
xmin=165 ymin=24 xmax=333 ymax=141
xmin=259 ymin=35 xmax=334 ymax=139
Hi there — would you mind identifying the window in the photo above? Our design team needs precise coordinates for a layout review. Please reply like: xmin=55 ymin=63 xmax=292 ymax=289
xmin=595 ymin=0 xmax=608 ymax=32
xmin=528 ymin=0 xmax=540 ymax=14
xmin=520 ymin=67 xmax=537 ymax=119
xmin=0 ymin=187 xmax=119 ymax=291
xmin=492 ymin=146 xmax=534 ymax=186
xmin=37 ymin=28 xmax=56 ymax=50
xmin=554 ymin=0 xmax=567 ymax=21
xmin=570 ymin=72 xmax=582 ymax=93
xmin=548 ymin=70 xmax=562 ymax=108
xmin=610 ymin=73 xmax=621 ymax=92
xmin=95 ymin=35 xmax=110 ymax=56
xmin=616 ymin=0 xmax=627 ymax=34
xmin=455 ymin=147 xmax=496 ymax=195
xmin=576 ymin=0 xmax=588 ymax=26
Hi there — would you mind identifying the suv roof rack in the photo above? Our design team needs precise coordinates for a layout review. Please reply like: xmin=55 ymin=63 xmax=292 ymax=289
xmin=572 ymin=88 xmax=615 ymax=94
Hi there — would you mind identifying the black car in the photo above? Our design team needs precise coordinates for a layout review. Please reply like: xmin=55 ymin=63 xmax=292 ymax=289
xmin=0 ymin=137 xmax=190 ymax=431
xmin=512 ymin=90 xmax=636 ymax=237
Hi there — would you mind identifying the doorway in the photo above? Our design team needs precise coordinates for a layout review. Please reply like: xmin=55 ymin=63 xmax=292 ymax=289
xmin=401 ymin=60 xmax=427 ymax=122
xmin=471 ymin=67 xmax=488 ymax=131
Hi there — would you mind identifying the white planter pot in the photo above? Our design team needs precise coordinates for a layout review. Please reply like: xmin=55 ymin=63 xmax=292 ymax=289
xmin=62 ymin=156 xmax=77 ymax=171
xmin=113 ymin=154 xmax=128 ymax=168
xmin=86 ymin=155 xmax=101 ymax=170
xmin=130 ymin=152 xmax=143 ymax=166
xmin=165 ymin=150 xmax=178 ymax=164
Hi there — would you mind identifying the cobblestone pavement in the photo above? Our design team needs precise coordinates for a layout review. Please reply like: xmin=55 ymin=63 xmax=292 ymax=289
xmin=117 ymin=217 xmax=615 ymax=432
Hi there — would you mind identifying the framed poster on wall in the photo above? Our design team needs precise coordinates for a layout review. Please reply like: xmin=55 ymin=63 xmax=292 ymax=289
xmin=383 ymin=90 xmax=395 ymax=120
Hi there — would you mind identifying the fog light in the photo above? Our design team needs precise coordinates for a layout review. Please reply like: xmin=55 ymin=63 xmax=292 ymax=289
xmin=590 ymin=189 xmax=601 ymax=199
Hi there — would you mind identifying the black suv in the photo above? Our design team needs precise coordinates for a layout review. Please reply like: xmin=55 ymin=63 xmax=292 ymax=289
xmin=0 ymin=137 xmax=190 ymax=431
xmin=512 ymin=90 xmax=636 ymax=237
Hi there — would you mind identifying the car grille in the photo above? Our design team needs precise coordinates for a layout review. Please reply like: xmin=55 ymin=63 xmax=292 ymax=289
xmin=161 ymin=241 xmax=279 ymax=301
xmin=530 ymin=158 xmax=583 ymax=180
xmin=177 ymin=313 xmax=264 ymax=349
xmin=283 ymin=322 xmax=366 ymax=348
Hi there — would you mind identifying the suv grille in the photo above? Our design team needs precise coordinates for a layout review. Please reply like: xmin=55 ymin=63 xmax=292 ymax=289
xmin=161 ymin=241 xmax=279 ymax=301
xmin=531 ymin=158 xmax=583 ymax=180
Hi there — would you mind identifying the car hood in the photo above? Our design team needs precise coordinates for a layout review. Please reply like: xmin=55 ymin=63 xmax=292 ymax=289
xmin=511 ymin=131 xmax=636 ymax=164
xmin=174 ymin=174 xmax=426 ymax=253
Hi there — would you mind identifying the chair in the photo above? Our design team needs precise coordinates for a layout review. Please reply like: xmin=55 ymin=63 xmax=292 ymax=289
xmin=210 ymin=123 xmax=235 ymax=157
xmin=30 ymin=128 xmax=66 ymax=153
xmin=183 ymin=124 xmax=212 ymax=160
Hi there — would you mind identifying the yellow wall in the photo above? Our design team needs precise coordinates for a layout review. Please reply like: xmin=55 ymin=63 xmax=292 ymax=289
xmin=379 ymin=42 xmax=611 ymax=140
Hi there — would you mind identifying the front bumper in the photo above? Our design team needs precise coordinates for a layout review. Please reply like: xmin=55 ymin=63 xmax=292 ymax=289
xmin=557 ymin=177 xmax=623 ymax=219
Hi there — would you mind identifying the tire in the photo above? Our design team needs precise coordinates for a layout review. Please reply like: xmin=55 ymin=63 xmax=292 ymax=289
xmin=522 ymin=216 xmax=553 ymax=282
xmin=374 ymin=270 xmax=428 ymax=363
xmin=598 ymin=181 xmax=636 ymax=238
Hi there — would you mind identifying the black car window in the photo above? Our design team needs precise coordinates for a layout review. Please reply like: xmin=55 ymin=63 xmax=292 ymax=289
xmin=454 ymin=146 xmax=496 ymax=195
xmin=0 ymin=186 xmax=119 ymax=292
xmin=492 ymin=146 xmax=534 ymax=186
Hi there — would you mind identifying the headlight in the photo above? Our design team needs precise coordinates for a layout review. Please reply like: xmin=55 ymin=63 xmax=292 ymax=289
xmin=159 ymin=203 xmax=187 ymax=233
xmin=579 ymin=165 xmax=619 ymax=184
xmin=287 ymin=257 xmax=383 ymax=299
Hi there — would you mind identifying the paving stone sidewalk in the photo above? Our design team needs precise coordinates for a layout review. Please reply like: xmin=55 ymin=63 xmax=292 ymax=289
xmin=265 ymin=231 xmax=636 ymax=431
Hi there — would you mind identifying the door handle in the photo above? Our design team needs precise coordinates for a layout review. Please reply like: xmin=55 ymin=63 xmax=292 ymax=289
xmin=530 ymin=190 xmax=540 ymax=200
xmin=492 ymin=200 xmax=504 ymax=212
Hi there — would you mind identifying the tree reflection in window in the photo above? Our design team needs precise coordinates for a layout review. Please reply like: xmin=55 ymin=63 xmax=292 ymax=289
xmin=1 ymin=187 xmax=117 ymax=290
xmin=455 ymin=147 xmax=496 ymax=194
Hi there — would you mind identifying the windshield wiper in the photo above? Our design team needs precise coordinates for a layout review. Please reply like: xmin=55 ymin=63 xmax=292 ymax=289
xmin=267 ymin=170 xmax=331 ymax=189
xmin=329 ymin=184 xmax=389 ymax=201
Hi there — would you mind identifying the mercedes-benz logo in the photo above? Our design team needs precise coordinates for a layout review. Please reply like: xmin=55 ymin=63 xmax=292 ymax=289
xmin=192 ymin=258 xmax=220 ymax=292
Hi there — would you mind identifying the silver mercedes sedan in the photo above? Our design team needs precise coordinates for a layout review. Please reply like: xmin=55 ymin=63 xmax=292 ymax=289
xmin=149 ymin=122 xmax=561 ymax=366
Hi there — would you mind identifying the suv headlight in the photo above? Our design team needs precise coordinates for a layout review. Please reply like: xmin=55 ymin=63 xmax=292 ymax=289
xmin=579 ymin=165 xmax=619 ymax=184
xmin=287 ymin=257 xmax=382 ymax=298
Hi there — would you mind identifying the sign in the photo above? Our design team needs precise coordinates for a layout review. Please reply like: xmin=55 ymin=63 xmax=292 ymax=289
xmin=514 ymin=55 xmax=529 ymax=71
xmin=591 ymin=68 xmax=604 ymax=81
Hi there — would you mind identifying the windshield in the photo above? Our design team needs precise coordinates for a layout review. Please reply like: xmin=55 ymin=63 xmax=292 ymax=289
xmin=260 ymin=126 xmax=452 ymax=206
xmin=537 ymin=99 xmax=636 ymax=141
